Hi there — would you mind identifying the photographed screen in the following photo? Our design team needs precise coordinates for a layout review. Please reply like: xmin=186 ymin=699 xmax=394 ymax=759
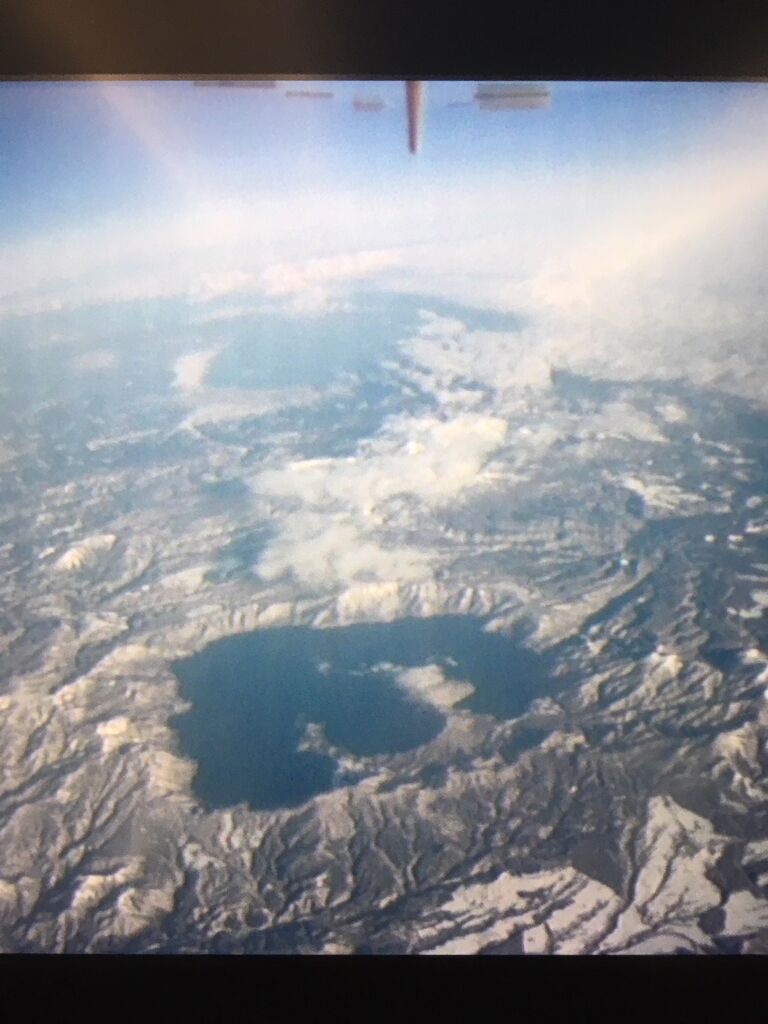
xmin=2 ymin=78 xmax=768 ymax=954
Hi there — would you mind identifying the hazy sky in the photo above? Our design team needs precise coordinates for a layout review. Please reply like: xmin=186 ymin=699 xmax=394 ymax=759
xmin=2 ymin=79 xmax=764 ymax=241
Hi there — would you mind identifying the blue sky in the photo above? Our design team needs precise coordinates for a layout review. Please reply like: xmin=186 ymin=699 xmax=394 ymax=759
xmin=2 ymin=79 xmax=765 ymax=243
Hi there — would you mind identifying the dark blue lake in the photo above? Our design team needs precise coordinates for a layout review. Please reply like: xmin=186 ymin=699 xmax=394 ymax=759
xmin=170 ymin=615 xmax=556 ymax=811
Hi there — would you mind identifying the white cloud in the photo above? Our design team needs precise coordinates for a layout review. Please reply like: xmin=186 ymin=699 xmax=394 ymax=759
xmin=188 ymin=304 xmax=259 ymax=325
xmin=178 ymin=384 xmax=325 ymax=432
xmin=172 ymin=348 xmax=220 ymax=392
xmin=0 ymin=194 xmax=410 ymax=318
xmin=253 ymin=411 xmax=507 ymax=591
xmin=257 ymin=512 xmax=431 ymax=589
xmin=393 ymin=664 xmax=475 ymax=710
xmin=179 ymin=398 xmax=274 ymax=430
xmin=576 ymin=402 xmax=668 ymax=445
xmin=188 ymin=270 xmax=256 ymax=303
xmin=259 ymin=248 xmax=400 ymax=314
xmin=402 ymin=313 xmax=553 ymax=396
xmin=335 ymin=580 xmax=405 ymax=620
xmin=261 ymin=248 xmax=399 ymax=294
xmin=256 ymin=412 xmax=507 ymax=513
xmin=657 ymin=402 xmax=688 ymax=424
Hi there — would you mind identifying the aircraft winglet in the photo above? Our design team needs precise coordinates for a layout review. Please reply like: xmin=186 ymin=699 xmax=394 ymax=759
xmin=406 ymin=81 xmax=423 ymax=154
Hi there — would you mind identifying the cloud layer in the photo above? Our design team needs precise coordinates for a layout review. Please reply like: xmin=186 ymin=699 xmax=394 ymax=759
xmin=253 ymin=412 xmax=507 ymax=589
xmin=257 ymin=412 xmax=507 ymax=513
